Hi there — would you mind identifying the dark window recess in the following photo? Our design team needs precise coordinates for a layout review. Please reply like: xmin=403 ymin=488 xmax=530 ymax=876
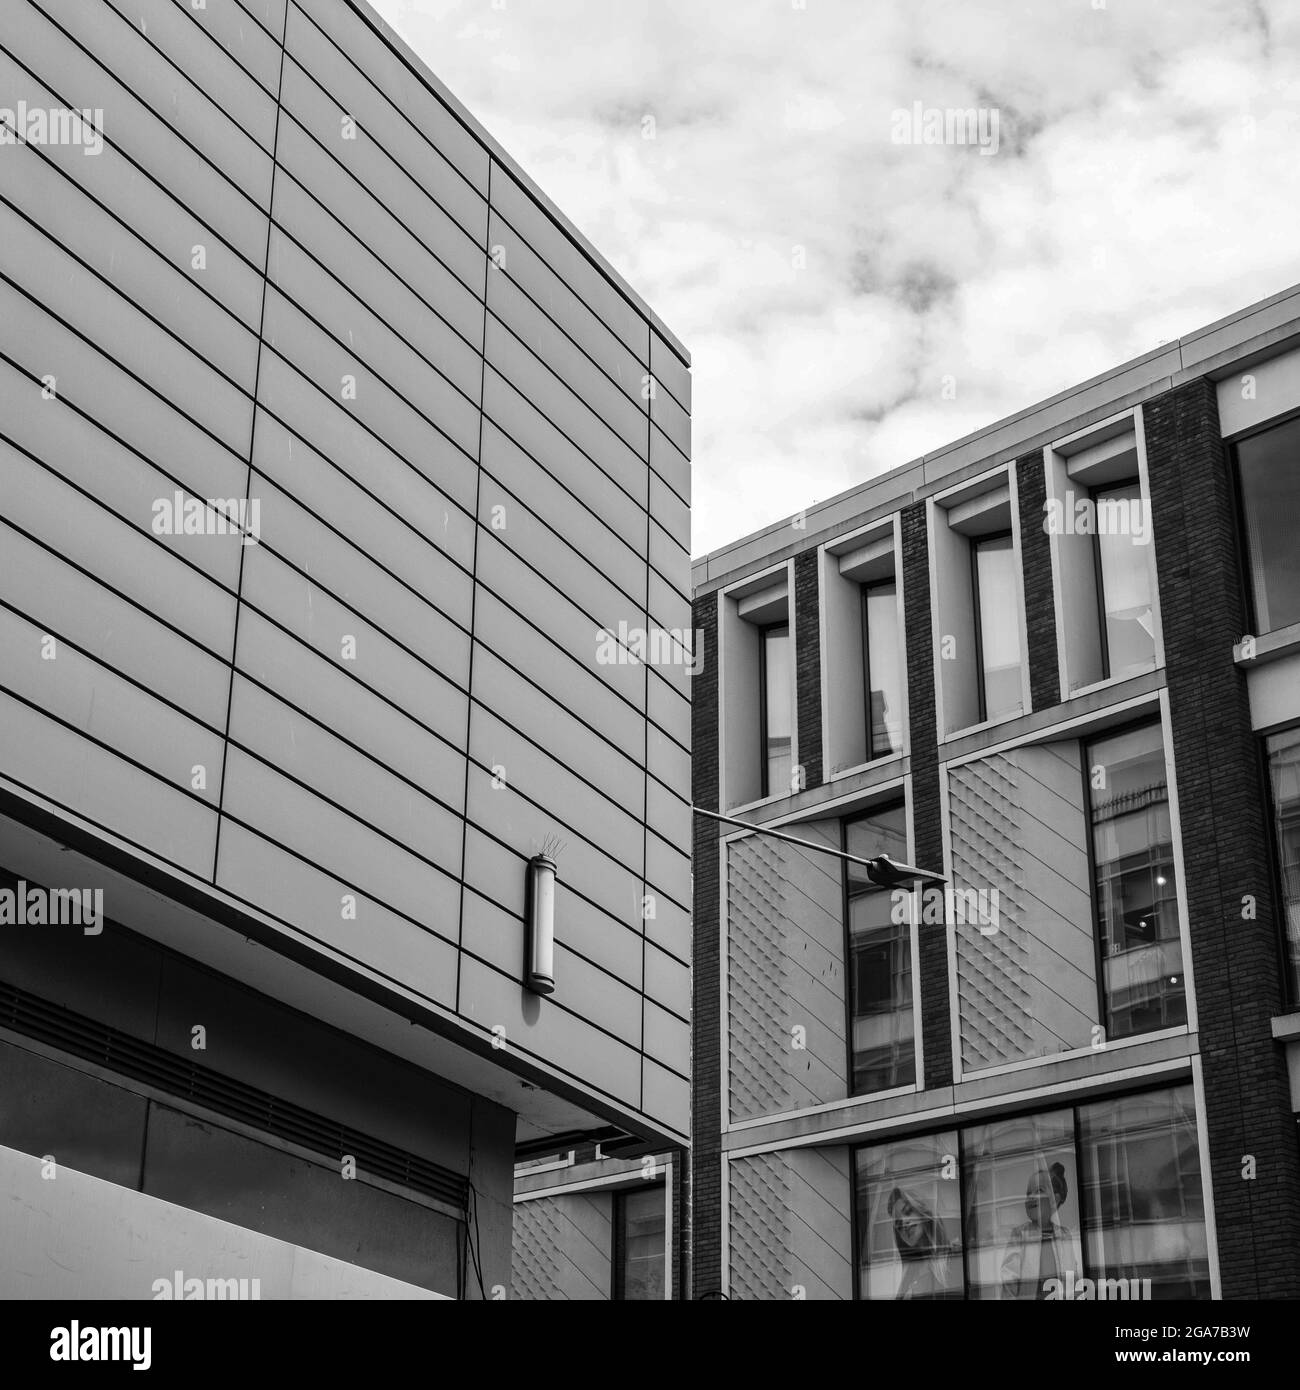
xmin=613 ymin=1184 xmax=667 ymax=1299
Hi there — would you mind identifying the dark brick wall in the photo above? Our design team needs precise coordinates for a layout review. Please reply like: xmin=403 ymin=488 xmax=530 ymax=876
xmin=1144 ymin=377 xmax=1300 ymax=1299
xmin=901 ymin=501 xmax=953 ymax=1089
xmin=1016 ymin=451 xmax=1061 ymax=712
xmin=794 ymin=550 xmax=824 ymax=791
xmin=689 ymin=591 xmax=722 ymax=1298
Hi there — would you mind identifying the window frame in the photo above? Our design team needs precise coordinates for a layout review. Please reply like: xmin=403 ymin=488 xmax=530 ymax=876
xmin=1260 ymin=721 xmax=1300 ymax=1013
xmin=758 ymin=620 xmax=791 ymax=800
xmin=970 ymin=529 xmax=1015 ymax=727
xmin=860 ymin=579 xmax=901 ymax=762
xmin=611 ymin=1182 xmax=668 ymax=1301
xmin=1088 ymin=476 xmax=1152 ymax=683
xmin=1230 ymin=411 xmax=1300 ymax=639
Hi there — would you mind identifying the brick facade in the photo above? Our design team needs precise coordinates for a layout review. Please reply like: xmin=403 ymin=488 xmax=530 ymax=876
xmin=794 ymin=549 xmax=824 ymax=791
xmin=1016 ymin=450 xmax=1062 ymax=712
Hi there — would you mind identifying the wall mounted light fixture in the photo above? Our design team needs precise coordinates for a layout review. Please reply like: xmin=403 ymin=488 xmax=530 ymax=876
xmin=525 ymin=854 xmax=557 ymax=996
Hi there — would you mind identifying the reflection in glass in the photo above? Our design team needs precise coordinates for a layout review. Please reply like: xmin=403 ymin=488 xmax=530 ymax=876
xmin=1237 ymin=417 xmax=1300 ymax=634
xmin=855 ymin=1131 xmax=962 ymax=1299
xmin=1077 ymin=1085 xmax=1210 ymax=1299
xmin=1266 ymin=727 xmax=1300 ymax=1002
xmin=1093 ymin=481 xmax=1156 ymax=680
xmin=760 ymin=624 xmax=791 ymax=797
xmin=1088 ymin=722 xmax=1184 ymax=1039
xmin=862 ymin=582 xmax=902 ymax=758
xmin=845 ymin=805 xmax=914 ymax=1095
xmin=972 ymin=533 xmax=1022 ymax=723
xmin=615 ymin=1185 xmax=666 ymax=1299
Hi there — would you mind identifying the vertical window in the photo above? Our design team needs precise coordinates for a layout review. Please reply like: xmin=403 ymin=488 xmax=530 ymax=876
xmin=845 ymin=804 xmax=914 ymax=1095
xmin=759 ymin=623 xmax=792 ymax=798
xmin=1237 ymin=416 xmax=1300 ymax=634
xmin=861 ymin=582 xmax=902 ymax=759
xmin=1086 ymin=722 xmax=1184 ymax=1040
xmin=614 ymin=1185 xmax=666 ymax=1299
xmin=1266 ymin=727 xmax=1300 ymax=1003
xmin=971 ymin=533 xmax=1022 ymax=723
xmin=1091 ymin=480 xmax=1156 ymax=680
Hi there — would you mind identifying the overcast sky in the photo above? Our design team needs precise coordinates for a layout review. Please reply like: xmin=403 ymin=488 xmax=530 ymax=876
xmin=371 ymin=0 xmax=1300 ymax=558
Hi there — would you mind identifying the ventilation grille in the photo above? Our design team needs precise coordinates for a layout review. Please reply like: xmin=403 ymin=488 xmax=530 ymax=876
xmin=0 ymin=981 xmax=469 ymax=1212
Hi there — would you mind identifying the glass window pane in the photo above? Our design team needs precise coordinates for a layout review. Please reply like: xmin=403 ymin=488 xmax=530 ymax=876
xmin=617 ymin=1185 xmax=665 ymax=1299
xmin=1238 ymin=418 xmax=1300 ymax=634
xmin=973 ymin=535 xmax=1022 ymax=722
xmin=761 ymin=624 xmax=791 ymax=796
xmin=854 ymin=1131 xmax=963 ymax=1299
xmin=1094 ymin=481 xmax=1156 ymax=680
xmin=846 ymin=806 xmax=914 ymax=1095
xmin=1088 ymin=723 xmax=1184 ymax=1039
xmin=962 ymin=1109 xmax=1079 ymax=1300
xmin=1266 ymin=726 xmax=1300 ymax=1001
xmin=863 ymin=583 xmax=902 ymax=758
xmin=1077 ymin=1085 xmax=1211 ymax=1299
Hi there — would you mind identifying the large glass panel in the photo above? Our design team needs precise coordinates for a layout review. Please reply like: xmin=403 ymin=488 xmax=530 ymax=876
xmin=1093 ymin=480 xmax=1156 ymax=680
xmin=1077 ymin=1085 xmax=1211 ymax=1299
xmin=972 ymin=533 xmax=1022 ymax=722
xmin=855 ymin=1131 xmax=963 ymax=1299
xmin=846 ymin=805 xmax=914 ymax=1095
xmin=1266 ymin=727 xmax=1300 ymax=1002
xmin=963 ymin=1109 xmax=1080 ymax=1300
xmin=760 ymin=624 xmax=792 ymax=796
xmin=863 ymin=582 xmax=902 ymax=758
xmin=615 ymin=1185 xmax=666 ymax=1299
xmin=1088 ymin=722 xmax=1184 ymax=1040
xmin=1237 ymin=417 xmax=1300 ymax=634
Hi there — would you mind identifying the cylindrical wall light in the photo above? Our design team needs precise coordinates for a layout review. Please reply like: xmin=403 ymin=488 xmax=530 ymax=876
xmin=525 ymin=854 xmax=557 ymax=996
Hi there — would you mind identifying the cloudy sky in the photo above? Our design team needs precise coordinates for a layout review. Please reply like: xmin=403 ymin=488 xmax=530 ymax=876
xmin=371 ymin=0 xmax=1299 ymax=558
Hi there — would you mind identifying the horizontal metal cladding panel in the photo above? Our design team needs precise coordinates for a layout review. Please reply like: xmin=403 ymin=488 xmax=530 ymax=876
xmin=479 ymin=422 xmax=645 ymax=606
xmin=642 ymin=1058 xmax=689 ymax=1133
xmin=648 ymin=669 xmax=690 ymax=754
xmin=648 ymin=571 xmax=692 ymax=650
xmin=158 ymin=0 xmax=284 ymax=93
xmin=649 ymin=422 xmax=690 ymax=507
xmin=470 ymin=647 xmax=645 ymax=812
xmin=233 ymin=609 xmax=466 ymax=797
xmin=645 ymin=943 xmax=691 ymax=1026
xmin=228 ymin=676 xmax=465 ymax=857
xmin=467 ymin=711 xmax=645 ymax=883
xmin=237 ymin=545 xmax=469 ymax=746
xmin=488 ymin=211 xmax=645 ymax=408
xmin=0 ymin=524 xmax=232 ymax=729
xmin=644 ymin=1000 xmax=690 ymax=1076
xmin=646 ymin=778 xmax=691 ymax=864
xmin=489 ymin=164 xmax=648 ymax=364
xmin=475 ymin=532 xmax=645 ymax=713
xmin=248 ymin=473 xmax=472 ymax=667
xmin=457 ymin=955 xmax=641 ymax=1110
xmin=0 ymin=688 xmax=217 ymax=877
xmin=272 ymin=149 xmax=483 ymax=355
xmin=214 ymin=821 xmax=458 ymax=1008
xmin=486 ymin=272 xmax=647 ymax=456
xmin=470 ymin=592 xmax=646 ymax=758
xmin=0 ymin=444 xmax=239 ymax=662
xmin=266 ymin=221 xmax=482 ymax=422
xmin=4 ymin=6 xmax=269 ymax=266
xmin=646 ymin=831 xmax=690 ymax=914
xmin=649 ymin=370 xmax=690 ymax=461
xmin=284 ymin=4 xmax=487 ymax=240
xmin=643 ymin=893 xmax=690 ymax=969
xmin=259 ymin=288 xmax=478 ymax=515
xmin=481 ymin=374 xmax=647 ymax=556
xmin=293 ymin=0 xmax=489 ymax=199
xmin=644 ymin=623 xmax=691 ymax=707
xmin=461 ymin=830 xmax=643 ymax=989
xmin=0 ymin=604 xmax=225 ymax=802
xmin=234 ymin=0 xmax=286 ymax=40
xmin=476 ymin=475 xmax=647 ymax=647
xmin=102 ymin=0 xmax=281 ymax=145
xmin=0 ymin=48 xmax=261 ymax=334
xmin=275 ymin=65 xmax=485 ymax=296
xmin=649 ymin=474 xmax=690 ymax=565
xmin=252 ymin=353 xmax=474 ymax=572
xmin=251 ymin=412 xmax=474 ymax=602
xmin=0 ymin=211 xmax=254 ymax=455
xmin=0 ymin=358 xmax=240 ymax=594
xmin=485 ymin=316 xmax=648 ymax=507
xmin=0 ymin=282 xmax=250 ymax=508
xmin=219 ymin=747 xmax=463 ymax=929
xmin=458 ymin=891 xmax=643 ymax=1050
xmin=649 ymin=519 xmax=690 ymax=607
xmin=2 ymin=137 xmax=262 ymax=379
xmin=647 ymin=726 xmax=690 ymax=803
xmin=464 ymin=764 xmax=645 ymax=938
xmin=650 ymin=330 xmax=690 ymax=415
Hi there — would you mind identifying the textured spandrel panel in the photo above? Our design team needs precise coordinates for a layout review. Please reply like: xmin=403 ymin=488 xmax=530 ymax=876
xmin=512 ymin=1193 xmax=613 ymax=1301
xmin=726 ymin=820 xmax=847 ymax=1122
xmin=729 ymin=1147 xmax=853 ymax=1300
xmin=950 ymin=743 xmax=1098 ymax=1074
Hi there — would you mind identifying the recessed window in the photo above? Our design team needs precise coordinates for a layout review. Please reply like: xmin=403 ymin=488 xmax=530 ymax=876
xmin=613 ymin=1185 xmax=666 ymax=1299
xmin=1086 ymin=721 xmax=1184 ymax=1040
xmin=1237 ymin=416 xmax=1300 ymax=635
xmin=1091 ymin=480 xmax=1156 ymax=681
xmin=759 ymin=623 xmax=792 ymax=798
xmin=862 ymin=582 xmax=902 ymax=759
xmin=971 ymin=532 xmax=1021 ymax=723
xmin=1265 ymin=726 xmax=1300 ymax=1003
